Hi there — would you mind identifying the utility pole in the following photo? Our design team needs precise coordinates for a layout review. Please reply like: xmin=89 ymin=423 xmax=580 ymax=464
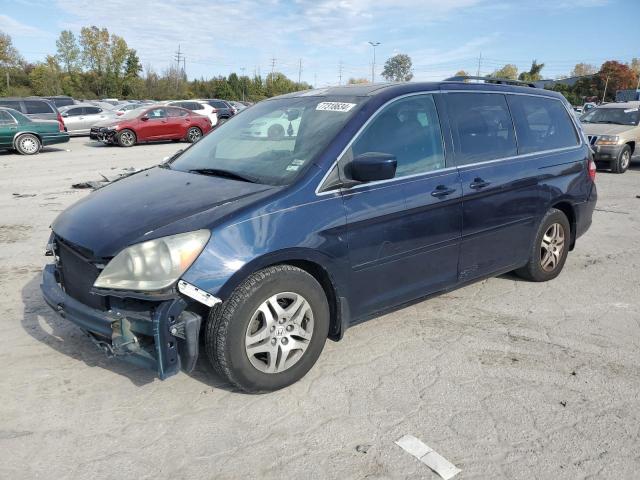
xmin=174 ymin=45 xmax=183 ymax=91
xmin=5 ymin=72 xmax=8 ymax=90
xmin=368 ymin=41 xmax=380 ymax=83
xmin=270 ymin=57 xmax=276 ymax=74
xmin=297 ymin=58 xmax=302 ymax=84
xmin=240 ymin=67 xmax=246 ymax=101
xmin=476 ymin=52 xmax=482 ymax=77
xmin=338 ymin=60 xmax=343 ymax=85
xmin=314 ymin=73 xmax=317 ymax=88
xmin=601 ymin=75 xmax=610 ymax=104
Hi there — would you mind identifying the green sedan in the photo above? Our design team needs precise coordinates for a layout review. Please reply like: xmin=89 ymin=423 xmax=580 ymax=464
xmin=0 ymin=107 xmax=70 ymax=155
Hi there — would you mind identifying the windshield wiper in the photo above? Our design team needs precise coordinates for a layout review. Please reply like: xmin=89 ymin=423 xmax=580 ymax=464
xmin=188 ymin=168 xmax=259 ymax=183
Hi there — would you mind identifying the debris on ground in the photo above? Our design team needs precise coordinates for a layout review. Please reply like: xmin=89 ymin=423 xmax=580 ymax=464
xmin=560 ymin=401 xmax=567 ymax=407
xmin=355 ymin=444 xmax=371 ymax=454
xmin=395 ymin=435 xmax=461 ymax=479
xmin=71 ymin=167 xmax=141 ymax=190
xmin=12 ymin=193 xmax=37 ymax=198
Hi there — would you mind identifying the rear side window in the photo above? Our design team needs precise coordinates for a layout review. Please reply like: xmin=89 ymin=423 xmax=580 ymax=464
xmin=167 ymin=107 xmax=188 ymax=117
xmin=0 ymin=110 xmax=16 ymax=124
xmin=65 ymin=107 xmax=84 ymax=116
xmin=350 ymin=94 xmax=445 ymax=177
xmin=84 ymin=107 xmax=101 ymax=114
xmin=507 ymin=95 xmax=580 ymax=153
xmin=0 ymin=100 xmax=22 ymax=111
xmin=212 ymin=101 xmax=227 ymax=109
xmin=447 ymin=93 xmax=517 ymax=165
xmin=23 ymin=100 xmax=55 ymax=114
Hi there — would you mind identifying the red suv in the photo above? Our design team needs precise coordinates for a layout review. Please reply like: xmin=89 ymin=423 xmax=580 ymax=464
xmin=90 ymin=106 xmax=212 ymax=146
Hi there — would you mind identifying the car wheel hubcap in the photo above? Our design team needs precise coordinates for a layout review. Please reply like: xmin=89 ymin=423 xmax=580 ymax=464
xmin=245 ymin=292 xmax=314 ymax=374
xmin=20 ymin=136 xmax=38 ymax=153
xmin=188 ymin=128 xmax=201 ymax=142
xmin=540 ymin=223 xmax=565 ymax=272
xmin=621 ymin=151 xmax=630 ymax=169
xmin=121 ymin=132 xmax=134 ymax=145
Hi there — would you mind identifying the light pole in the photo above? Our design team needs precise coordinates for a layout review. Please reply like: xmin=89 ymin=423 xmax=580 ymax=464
xmin=240 ymin=67 xmax=246 ymax=102
xmin=368 ymin=41 xmax=380 ymax=83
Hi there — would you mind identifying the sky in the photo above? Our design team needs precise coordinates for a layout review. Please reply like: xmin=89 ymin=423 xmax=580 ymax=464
xmin=1 ymin=0 xmax=639 ymax=87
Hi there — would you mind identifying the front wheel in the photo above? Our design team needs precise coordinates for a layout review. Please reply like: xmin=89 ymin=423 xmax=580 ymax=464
xmin=186 ymin=126 xmax=202 ymax=143
xmin=515 ymin=208 xmax=570 ymax=282
xmin=116 ymin=129 xmax=136 ymax=147
xmin=15 ymin=134 xmax=41 ymax=155
xmin=611 ymin=145 xmax=631 ymax=174
xmin=205 ymin=265 xmax=330 ymax=393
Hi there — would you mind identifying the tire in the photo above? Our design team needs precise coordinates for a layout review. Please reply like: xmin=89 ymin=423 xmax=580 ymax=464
xmin=611 ymin=145 xmax=631 ymax=174
xmin=515 ymin=208 xmax=571 ymax=282
xmin=116 ymin=129 xmax=136 ymax=147
xmin=15 ymin=133 xmax=41 ymax=155
xmin=218 ymin=117 xmax=228 ymax=126
xmin=186 ymin=126 xmax=202 ymax=143
xmin=267 ymin=124 xmax=285 ymax=140
xmin=205 ymin=265 xmax=330 ymax=393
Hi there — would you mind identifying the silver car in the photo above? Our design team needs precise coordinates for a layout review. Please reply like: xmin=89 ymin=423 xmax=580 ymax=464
xmin=59 ymin=104 xmax=117 ymax=136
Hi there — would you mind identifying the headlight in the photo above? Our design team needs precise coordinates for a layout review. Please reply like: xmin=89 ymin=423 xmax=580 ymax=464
xmin=595 ymin=135 xmax=621 ymax=146
xmin=94 ymin=230 xmax=210 ymax=291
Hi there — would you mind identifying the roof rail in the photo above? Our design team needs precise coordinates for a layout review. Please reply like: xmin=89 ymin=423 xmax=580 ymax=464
xmin=444 ymin=75 xmax=537 ymax=88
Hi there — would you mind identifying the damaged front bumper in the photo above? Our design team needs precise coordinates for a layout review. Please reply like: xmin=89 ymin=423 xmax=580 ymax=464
xmin=89 ymin=127 xmax=117 ymax=143
xmin=40 ymin=263 xmax=218 ymax=379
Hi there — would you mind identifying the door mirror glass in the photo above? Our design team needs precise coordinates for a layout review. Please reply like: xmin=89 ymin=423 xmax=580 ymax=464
xmin=348 ymin=152 xmax=397 ymax=182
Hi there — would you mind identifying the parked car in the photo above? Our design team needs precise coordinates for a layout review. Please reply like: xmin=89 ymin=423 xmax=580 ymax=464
xmin=197 ymin=98 xmax=236 ymax=122
xmin=0 ymin=97 xmax=65 ymax=131
xmin=229 ymin=101 xmax=247 ymax=112
xmin=43 ymin=95 xmax=76 ymax=108
xmin=0 ymin=107 xmax=69 ymax=154
xmin=241 ymin=109 xmax=302 ymax=138
xmin=41 ymin=81 xmax=596 ymax=392
xmin=165 ymin=100 xmax=218 ymax=126
xmin=581 ymin=101 xmax=640 ymax=173
xmin=89 ymin=105 xmax=212 ymax=146
xmin=59 ymin=104 xmax=117 ymax=136
xmin=86 ymin=101 xmax=118 ymax=111
xmin=582 ymin=102 xmax=597 ymax=113
xmin=112 ymin=103 xmax=142 ymax=116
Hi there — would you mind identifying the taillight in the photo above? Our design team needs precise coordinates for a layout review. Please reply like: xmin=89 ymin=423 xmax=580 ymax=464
xmin=587 ymin=157 xmax=596 ymax=181
xmin=211 ymin=107 xmax=217 ymax=113
xmin=57 ymin=112 xmax=65 ymax=132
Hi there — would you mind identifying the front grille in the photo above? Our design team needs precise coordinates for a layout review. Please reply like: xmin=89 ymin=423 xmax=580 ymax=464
xmin=587 ymin=135 xmax=598 ymax=146
xmin=56 ymin=237 xmax=107 ymax=311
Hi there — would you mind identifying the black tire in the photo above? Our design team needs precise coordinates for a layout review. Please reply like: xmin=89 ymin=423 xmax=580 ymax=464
xmin=515 ymin=208 xmax=571 ymax=282
xmin=186 ymin=126 xmax=202 ymax=143
xmin=205 ymin=265 xmax=330 ymax=393
xmin=116 ymin=129 xmax=136 ymax=147
xmin=267 ymin=124 xmax=285 ymax=140
xmin=611 ymin=145 xmax=631 ymax=174
xmin=14 ymin=133 xmax=41 ymax=155
xmin=217 ymin=117 xmax=228 ymax=126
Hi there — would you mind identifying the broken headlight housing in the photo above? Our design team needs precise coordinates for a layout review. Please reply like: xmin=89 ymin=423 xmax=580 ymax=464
xmin=94 ymin=230 xmax=210 ymax=291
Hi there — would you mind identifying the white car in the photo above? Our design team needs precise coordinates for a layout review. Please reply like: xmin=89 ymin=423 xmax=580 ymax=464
xmin=165 ymin=100 xmax=218 ymax=127
xmin=59 ymin=103 xmax=118 ymax=136
xmin=242 ymin=110 xmax=302 ymax=139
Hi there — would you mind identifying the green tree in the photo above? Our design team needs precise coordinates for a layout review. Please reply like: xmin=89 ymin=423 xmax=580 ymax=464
xmin=55 ymin=30 xmax=80 ymax=76
xmin=29 ymin=55 xmax=63 ymax=95
xmin=381 ymin=54 xmax=413 ymax=82
xmin=490 ymin=64 xmax=518 ymax=80
xmin=519 ymin=60 xmax=545 ymax=82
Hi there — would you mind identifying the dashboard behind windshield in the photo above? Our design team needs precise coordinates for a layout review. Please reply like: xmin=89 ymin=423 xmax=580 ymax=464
xmin=582 ymin=107 xmax=640 ymax=126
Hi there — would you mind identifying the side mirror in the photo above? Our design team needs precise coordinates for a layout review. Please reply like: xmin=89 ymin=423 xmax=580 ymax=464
xmin=141 ymin=115 xmax=149 ymax=121
xmin=348 ymin=152 xmax=397 ymax=183
xmin=61 ymin=112 xmax=69 ymax=118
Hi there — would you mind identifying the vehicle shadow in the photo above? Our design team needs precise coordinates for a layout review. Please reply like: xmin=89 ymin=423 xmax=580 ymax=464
xmin=20 ymin=273 xmax=235 ymax=391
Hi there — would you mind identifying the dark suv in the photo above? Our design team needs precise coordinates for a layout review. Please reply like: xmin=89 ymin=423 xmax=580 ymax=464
xmin=198 ymin=98 xmax=236 ymax=121
xmin=41 ymin=79 xmax=597 ymax=392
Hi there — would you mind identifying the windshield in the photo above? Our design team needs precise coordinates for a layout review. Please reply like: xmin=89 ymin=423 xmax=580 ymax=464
xmin=169 ymin=96 xmax=365 ymax=185
xmin=581 ymin=107 xmax=640 ymax=125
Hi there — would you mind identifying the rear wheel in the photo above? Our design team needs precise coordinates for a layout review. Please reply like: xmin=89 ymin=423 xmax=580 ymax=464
xmin=515 ymin=208 xmax=570 ymax=282
xmin=117 ymin=129 xmax=136 ymax=147
xmin=205 ymin=265 xmax=330 ymax=393
xmin=186 ymin=126 xmax=202 ymax=143
xmin=611 ymin=145 xmax=631 ymax=174
xmin=15 ymin=134 xmax=41 ymax=155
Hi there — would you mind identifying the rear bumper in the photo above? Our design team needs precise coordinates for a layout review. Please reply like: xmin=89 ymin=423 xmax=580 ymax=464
xmin=40 ymin=263 xmax=203 ymax=379
xmin=41 ymin=133 xmax=70 ymax=146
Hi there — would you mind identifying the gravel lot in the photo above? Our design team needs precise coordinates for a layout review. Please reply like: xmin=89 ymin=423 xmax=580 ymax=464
xmin=1 ymin=137 xmax=639 ymax=479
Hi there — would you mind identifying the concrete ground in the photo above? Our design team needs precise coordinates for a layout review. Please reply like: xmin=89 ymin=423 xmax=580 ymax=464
xmin=1 ymin=137 xmax=639 ymax=479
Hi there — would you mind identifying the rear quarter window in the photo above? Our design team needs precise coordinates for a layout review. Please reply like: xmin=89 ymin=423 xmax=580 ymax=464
xmin=23 ymin=100 xmax=55 ymax=114
xmin=0 ymin=100 xmax=22 ymax=111
xmin=507 ymin=95 xmax=579 ymax=154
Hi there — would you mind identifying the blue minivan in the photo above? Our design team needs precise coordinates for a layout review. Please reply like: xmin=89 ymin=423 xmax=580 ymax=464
xmin=41 ymin=79 xmax=597 ymax=392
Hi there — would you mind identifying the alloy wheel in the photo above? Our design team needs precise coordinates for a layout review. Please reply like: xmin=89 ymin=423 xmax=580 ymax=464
xmin=188 ymin=127 xmax=202 ymax=142
xmin=540 ymin=223 xmax=565 ymax=272
xmin=621 ymin=150 xmax=631 ymax=170
xmin=120 ymin=131 xmax=135 ymax=146
xmin=245 ymin=292 xmax=314 ymax=374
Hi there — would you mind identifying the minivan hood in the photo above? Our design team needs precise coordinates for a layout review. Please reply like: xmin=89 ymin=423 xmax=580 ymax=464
xmin=52 ymin=167 xmax=273 ymax=257
xmin=581 ymin=123 xmax=633 ymax=136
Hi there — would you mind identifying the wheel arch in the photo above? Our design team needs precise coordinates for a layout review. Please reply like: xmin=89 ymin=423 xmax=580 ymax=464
xmin=12 ymin=130 xmax=42 ymax=149
xmin=550 ymin=201 xmax=576 ymax=250
xmin=625 ymin=141 xmax=635 ymax=155
xmin=215 ymin=249 xmax=347 ymax=342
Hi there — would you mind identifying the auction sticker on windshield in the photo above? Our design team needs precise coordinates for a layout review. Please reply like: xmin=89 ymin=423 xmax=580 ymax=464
xmin=316 ymin=102 xmax=357 ymax=112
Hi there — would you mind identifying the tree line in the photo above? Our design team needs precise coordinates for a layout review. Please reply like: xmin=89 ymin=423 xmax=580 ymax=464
xmin=0 ymin=28 xmax=311 ymax=101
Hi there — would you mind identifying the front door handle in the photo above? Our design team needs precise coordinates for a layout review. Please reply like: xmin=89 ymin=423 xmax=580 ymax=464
xmin=470 ymin=177 xmax=491 ymax=189
xmin=431 ymin=185 xmax=457 ymax=198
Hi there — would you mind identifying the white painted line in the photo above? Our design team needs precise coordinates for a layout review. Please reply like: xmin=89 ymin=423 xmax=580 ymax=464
xmin=395 ymin=435 xmax=461 ymax=480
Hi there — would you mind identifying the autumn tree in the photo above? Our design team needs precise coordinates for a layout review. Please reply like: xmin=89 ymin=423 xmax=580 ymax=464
xmin=381 ymin=54 xmax=413 ymax=82
xmin=570 ymin=63 xmax=596 ymax=77
xmin=490 ymin=64 xmax=518 ymax=80
xmin=598 ymin=60 xmax=638 ymax=101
